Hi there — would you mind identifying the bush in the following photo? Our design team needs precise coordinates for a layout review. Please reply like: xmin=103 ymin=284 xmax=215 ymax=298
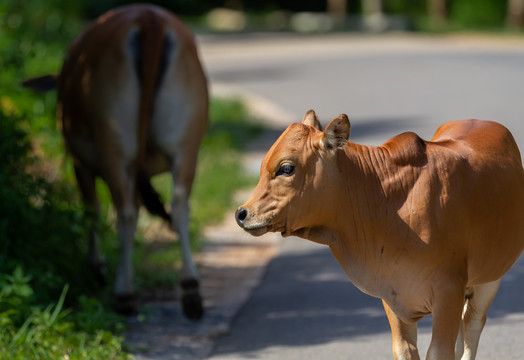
xmin=450 ymin=0 xmax=507 ymax=29
xmin=0 ymin=106 xmax=103 ymax=304
xmin=0 ymin=271 xmax=129 ymax=360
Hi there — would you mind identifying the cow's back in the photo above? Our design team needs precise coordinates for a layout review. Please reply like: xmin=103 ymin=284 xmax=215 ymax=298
xmin=429 ymin=120 xmax=524 ymax=285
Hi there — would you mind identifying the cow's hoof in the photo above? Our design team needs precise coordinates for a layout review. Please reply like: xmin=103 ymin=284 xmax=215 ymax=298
xmin=181 ymin=278 xmax=204 ymax=321
xmin=112 ymin=294 xmax=138 ymax=315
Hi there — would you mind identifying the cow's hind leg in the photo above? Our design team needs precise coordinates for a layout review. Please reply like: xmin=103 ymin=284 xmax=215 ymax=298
xmin=383 ymin=300 xmax=421 ymax=360
xmin=171 ymin=160 xmax=203 ymax=321
xmin=104 ymin=162 xmax=139 ymax=314
xmin=74 ymin=164 xmax=106 ymax=284
xmin=458 ymin=279 xmax=500 ymax=360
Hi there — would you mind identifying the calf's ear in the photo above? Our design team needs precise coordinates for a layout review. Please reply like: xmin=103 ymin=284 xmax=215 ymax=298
xmin=322 ymin=114 xmax=350 ymax=150
xmin=302 ymin=109 xmax=323 ymax=131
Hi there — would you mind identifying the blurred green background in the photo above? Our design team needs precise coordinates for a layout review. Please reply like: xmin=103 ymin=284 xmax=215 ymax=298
xmin=1 ymin=0 xmax=523 ymax=358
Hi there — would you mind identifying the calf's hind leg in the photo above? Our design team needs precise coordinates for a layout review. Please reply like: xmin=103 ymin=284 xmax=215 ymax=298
xmin=458 ymin=279 xmax=500 ymax=360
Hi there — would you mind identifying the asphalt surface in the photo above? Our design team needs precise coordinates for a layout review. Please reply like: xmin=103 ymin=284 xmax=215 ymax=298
xmin=198 ymin=33 xmax=524 ymax=360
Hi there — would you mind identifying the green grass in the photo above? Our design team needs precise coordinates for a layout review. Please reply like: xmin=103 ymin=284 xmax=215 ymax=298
xmin=0 ymin=271 xmax=130 ymax=360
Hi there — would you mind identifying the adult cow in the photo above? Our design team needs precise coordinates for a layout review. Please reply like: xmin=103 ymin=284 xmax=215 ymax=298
xmin=24 ymin=4 xmax=208 ymax=320
xmin=235 ymin=110 xmax=524 ymax=359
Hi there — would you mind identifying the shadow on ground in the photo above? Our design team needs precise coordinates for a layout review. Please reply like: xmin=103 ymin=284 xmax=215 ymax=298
xmin=212 ymin=244 xmax=392 ymax=355
xmin=212 ymin=239 xmax=524 ymax=356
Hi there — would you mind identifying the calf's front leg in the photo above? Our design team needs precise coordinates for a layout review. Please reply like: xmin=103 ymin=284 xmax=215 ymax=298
xmin=383 ymin=300 xmax=420 ymax=360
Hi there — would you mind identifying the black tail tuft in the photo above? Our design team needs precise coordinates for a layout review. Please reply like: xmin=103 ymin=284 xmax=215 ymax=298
xmin=138 ymin=175 xmax=171 ymax=223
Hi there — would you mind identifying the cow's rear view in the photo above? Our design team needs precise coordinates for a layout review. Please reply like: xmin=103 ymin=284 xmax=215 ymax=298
xmin=26 ymin=4 xmax=208 ymax=319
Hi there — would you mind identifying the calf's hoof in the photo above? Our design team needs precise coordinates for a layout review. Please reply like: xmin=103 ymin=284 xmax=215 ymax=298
xmin=181 ymin=278 xmax=204 ymax=321
xmin=112 ymin=294 xmax=138 ymax=315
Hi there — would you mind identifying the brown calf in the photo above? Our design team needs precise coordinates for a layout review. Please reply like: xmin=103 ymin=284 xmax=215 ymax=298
xmin=235 ymin=110 xmax=524 ymax=358
xmin=25 ymin=4 xmax=208 ymax=319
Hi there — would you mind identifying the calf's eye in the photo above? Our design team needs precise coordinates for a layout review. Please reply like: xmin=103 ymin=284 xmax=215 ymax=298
xmin=276 ymin=163 xmax=295 ymax=177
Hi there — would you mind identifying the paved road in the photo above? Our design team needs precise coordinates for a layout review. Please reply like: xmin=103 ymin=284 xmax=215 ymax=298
xmin=199 ymin=33 xmax=524 ymax=359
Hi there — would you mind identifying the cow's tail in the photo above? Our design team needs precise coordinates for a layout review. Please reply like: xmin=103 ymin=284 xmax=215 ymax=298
xmin=137 ymin=174 xmax=171 ymax=223
xmin=130 ymin=10 xmax=173 ymax=223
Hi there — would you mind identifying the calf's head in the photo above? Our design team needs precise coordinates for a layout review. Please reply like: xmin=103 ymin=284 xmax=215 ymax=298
xmin=235 ymin=110 xmax=350 ymax=238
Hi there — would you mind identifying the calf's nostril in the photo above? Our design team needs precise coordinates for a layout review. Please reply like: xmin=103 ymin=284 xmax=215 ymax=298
xmin=235 ymin=208 xmax=248 ymax=227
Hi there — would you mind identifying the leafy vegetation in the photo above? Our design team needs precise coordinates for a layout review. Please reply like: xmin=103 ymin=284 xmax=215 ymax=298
xmin=0 ymin=104 xmax=99 ymax=303
xmin=0 ymin=270 xmax=129 ymax=360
